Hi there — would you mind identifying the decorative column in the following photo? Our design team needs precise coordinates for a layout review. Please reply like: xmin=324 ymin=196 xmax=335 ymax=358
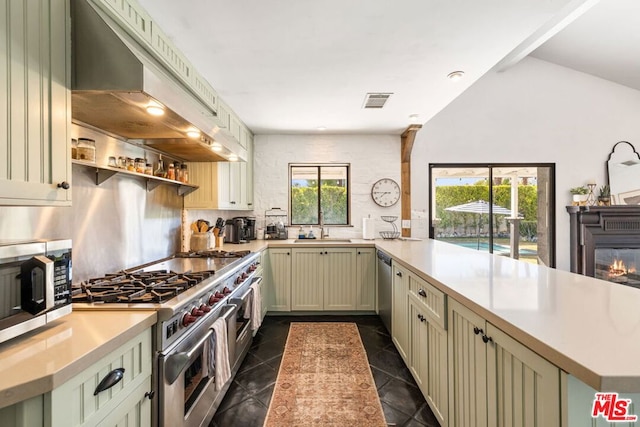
xmin=400 ymin=124 xmax=422 ymax=237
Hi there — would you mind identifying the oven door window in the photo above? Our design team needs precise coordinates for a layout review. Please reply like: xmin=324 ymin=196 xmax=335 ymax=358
xmin=184 ymin=351 xmax=209 ymax=413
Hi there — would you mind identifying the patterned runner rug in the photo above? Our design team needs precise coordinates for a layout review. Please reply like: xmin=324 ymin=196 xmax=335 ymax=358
xmin=263 ymin=322 xmax=387 ymax=427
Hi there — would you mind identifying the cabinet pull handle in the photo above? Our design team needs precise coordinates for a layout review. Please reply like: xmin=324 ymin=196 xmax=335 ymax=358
xmin=94 ymin=368 xmax=125 ymax=395
xmin=418 ymin=289 xmax=427 ymax=297
xmin=145 ymin=390 xmax=155 ymax=400
xmin=396 ymin=272 xmax=402 ymax=277
xmin=473 ymin=326 xmax=484 ymax=335
xmin=230 ymin=201 xmax=236 ymax=204
xmin=417 ymin=314 xmax=426 ymax=322
xmin=482 ymin=335 xmax=493 ymax=344
xmin=57 ymin=181 xmax=70 ymax=190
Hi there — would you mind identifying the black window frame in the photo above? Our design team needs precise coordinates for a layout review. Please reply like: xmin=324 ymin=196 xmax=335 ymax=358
xmin=428 ymin=162 xmax=556 ymax=267
xmin=288 ymin=163 xmax=352 ymax=226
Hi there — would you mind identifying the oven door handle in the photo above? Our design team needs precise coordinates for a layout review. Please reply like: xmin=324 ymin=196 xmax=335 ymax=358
xmin=165 ymin=304 xmax=237 ymax=385
xmin=233 ymin=286 xmax=254 ymax=302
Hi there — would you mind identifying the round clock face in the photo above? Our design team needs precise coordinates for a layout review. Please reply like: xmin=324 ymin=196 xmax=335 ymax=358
xmin=371 ymin=178 xmax=400 ymax=207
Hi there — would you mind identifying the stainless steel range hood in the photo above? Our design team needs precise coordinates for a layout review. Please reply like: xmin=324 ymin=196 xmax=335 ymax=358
xmin=71 ymin=0 xmax=246 ymax=162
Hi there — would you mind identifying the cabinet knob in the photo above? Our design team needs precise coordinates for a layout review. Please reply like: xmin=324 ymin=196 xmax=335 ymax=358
xmin=57 ymin=181 xmax=70 ymax=190
xmin=358 ymin=251 xmax=361 ymax=255
xmin=418 ymin=289 xmax=427 ymax=297
xmin=396 ymin=271 xmax=402 ymax=277
xmin=473 ymin=326 xmax=484 ymax=335
xmin=482 ymin=334 xmax=493 ymax=344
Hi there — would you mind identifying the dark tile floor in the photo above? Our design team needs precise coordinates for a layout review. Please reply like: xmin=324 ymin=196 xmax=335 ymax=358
xmin=210 ymin=314 xmax=440 ymax=427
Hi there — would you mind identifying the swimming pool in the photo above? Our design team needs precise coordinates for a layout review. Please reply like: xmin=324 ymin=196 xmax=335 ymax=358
xmin=446 ymin=240 xmax=537 ymax=256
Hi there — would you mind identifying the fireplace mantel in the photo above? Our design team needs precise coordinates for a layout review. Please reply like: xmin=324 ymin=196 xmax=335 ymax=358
xmin=567 ymin=205 xmax=640 ymax=276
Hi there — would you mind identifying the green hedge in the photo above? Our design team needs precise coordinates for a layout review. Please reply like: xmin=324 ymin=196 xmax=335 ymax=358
xmin=435 ymin=185 xmax=537 ymax=233
xmin=291 ymin=185 xmax=347 ymax=225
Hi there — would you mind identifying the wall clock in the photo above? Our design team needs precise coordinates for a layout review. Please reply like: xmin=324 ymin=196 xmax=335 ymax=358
xmin=371 ymin=178 xmax=400 ymax=207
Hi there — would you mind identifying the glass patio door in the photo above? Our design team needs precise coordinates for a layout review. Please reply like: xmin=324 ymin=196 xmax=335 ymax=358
xmin=429 ymin=164 xmax=555 ymax=267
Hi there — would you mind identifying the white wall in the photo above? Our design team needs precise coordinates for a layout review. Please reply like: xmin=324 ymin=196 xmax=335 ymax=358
xmin=252 ymin=134 xmax=401 ymax=238
xmin=411 ymin=56 xmax=640 ymax=271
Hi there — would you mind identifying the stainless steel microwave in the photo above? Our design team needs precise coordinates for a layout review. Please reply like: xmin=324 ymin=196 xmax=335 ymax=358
xmin=0 ymin=239 xmax=72 ymax=344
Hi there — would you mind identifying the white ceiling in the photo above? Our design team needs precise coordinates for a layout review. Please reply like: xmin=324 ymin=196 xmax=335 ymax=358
xmin=136 ymin=0 xmax=603 ymax=135
xmin=531 ymin=0 xmax=640 ymax=92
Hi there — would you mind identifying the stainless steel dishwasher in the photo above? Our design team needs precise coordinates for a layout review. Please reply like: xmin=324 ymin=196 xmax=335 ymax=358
xmin=377 ymin=250 xmax=392 ymax=334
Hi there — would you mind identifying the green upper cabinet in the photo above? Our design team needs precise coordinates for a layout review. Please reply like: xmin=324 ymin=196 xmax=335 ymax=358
xmin=0 ymin=0 xmax=72 ymax=206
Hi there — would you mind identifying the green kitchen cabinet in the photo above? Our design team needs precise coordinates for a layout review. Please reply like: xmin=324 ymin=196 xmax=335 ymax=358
xmin=264 ymin=248 xmax=292 ymax=312
xmin=448 ymin=298 xmax=560 ymax=427
xmin=0 ymin=0 xmax=72 ymax=206
xmin=291 ymin=247 xmax=357 ymax=311
xmin=408 ymin=287 xmax=448 ymax=426
xmin=0 ymin=328 xmax=152 ymax=427
xmin=392 ymin=261 xmax=410 ymax=362
xmin=355 ymin=247 xmax=376 ymax=311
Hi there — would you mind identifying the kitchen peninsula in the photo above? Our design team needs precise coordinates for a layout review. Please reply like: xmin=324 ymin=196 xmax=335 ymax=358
xmin=2 ymin=238 xmax=639 ymax=426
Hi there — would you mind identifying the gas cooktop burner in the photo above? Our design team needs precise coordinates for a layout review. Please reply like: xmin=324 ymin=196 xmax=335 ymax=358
xmin=174 ymin=250 xmax=251 ymax=259
xmin=71 ymin=270 xmax=216 ymax=303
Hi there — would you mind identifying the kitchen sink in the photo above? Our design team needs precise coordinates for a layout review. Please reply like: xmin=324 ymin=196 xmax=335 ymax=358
xmin=293 ymin=239 xmax=352 ymax=243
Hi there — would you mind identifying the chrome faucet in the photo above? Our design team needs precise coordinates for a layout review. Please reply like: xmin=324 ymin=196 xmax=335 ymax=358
xmin=319 ymin=211 xmax=329 ymax=239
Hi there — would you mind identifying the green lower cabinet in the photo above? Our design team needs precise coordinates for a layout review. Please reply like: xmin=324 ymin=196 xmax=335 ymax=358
xmin=448 ymin=299 xmax=560 ymax=427
xmin=409 ymin=294 xmax=448 ymax=426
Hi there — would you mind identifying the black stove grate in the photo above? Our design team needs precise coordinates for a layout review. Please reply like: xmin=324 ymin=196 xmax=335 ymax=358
xmin=72 ymin=270 xmax=216 ymax=303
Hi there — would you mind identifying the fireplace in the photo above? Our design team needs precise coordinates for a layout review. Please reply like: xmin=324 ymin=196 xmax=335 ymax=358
xmin=567 ymin=205 xmax=640 ymax=288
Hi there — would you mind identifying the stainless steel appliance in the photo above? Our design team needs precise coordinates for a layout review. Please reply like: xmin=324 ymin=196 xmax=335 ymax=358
xmin=224 ymin=217 xmax=257 ymax=244
xmin=72 ymin=249 xmax=262 ymax=427
xmin=377 ymin=250 xmax=392 ymax=334
xmin=0 ymin=240 xmax=72 ymax=344
xmin=70 ymin=0 xmax=245 ymax=162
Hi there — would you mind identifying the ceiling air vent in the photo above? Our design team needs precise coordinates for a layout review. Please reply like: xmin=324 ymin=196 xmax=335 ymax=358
xmin=363 ymin=92 xmax=393 ymax=109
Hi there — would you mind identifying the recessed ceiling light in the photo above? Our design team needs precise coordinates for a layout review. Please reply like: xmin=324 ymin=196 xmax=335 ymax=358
xmin=211 ymin=143 xmax=222 ymax=152
xmin=409 ymin=114 xmax=420 ymax=123
xmin=447 ymin=71 xmax=465 ymax=82
xmin=186 ymin=129 xmax=201 ymax=139
xmin=146 ymin=104 xmax=165 ymax=116
xmin=228 ymin=154 xmax=238 ymax=161
xmin=317 ymin=126 xmax=326 ymax=131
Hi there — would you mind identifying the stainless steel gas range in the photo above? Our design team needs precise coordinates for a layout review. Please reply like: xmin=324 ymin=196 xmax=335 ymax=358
xmin=73 ymin=249 xmax=263 ymax=427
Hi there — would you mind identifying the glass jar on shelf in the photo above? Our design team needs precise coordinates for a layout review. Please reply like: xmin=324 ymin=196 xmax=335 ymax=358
xmin=154 ymin=155 xmax=166 ymax=178
xmin=126 ymin=158 xmax=135 ymax=171
xmin=144 ymin=163 xmax=153 ymax=175
xmin=167 ymin=163 xmax=176 ymax=180
xmin=77 ymin=138 xmax=96 ymax=162
xmin=180 ymin=164 xmax=189 ymax=183
xmin=135 ymin=158 xmax=145 ymax=173
xmin=71 ymin=139 xmax=78 ymax=159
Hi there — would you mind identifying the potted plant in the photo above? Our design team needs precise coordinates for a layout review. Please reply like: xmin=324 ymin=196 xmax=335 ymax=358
xmin=598 ymin=185 xmax=611 ymax=206
xmin=570 ymin=186 xmax=589 ymax=206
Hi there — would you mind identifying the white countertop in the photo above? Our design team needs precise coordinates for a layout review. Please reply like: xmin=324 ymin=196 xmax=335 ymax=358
xmin=231 ymin=238 xmax=640 ymax=392
xmin=373 ymin=238 xmax=640 ymax=393
xmin=0 ymin=310 xmax=157 ymax=408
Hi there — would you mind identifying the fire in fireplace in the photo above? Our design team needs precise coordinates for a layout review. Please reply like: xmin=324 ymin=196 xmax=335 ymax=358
xmin=595 ymin=248 xmax=640 ymax=288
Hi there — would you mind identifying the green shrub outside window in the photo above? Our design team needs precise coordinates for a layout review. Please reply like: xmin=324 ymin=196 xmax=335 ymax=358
xmin=290 ymin=164 xmax=350 ymax=225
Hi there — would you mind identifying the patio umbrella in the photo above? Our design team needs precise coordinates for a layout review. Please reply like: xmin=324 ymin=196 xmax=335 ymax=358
xmin=445 ymin=200 xmax=513 ymax=249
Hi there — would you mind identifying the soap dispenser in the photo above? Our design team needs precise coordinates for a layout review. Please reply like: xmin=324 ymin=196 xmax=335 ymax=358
xmin=298 ymin=226 xmax=305 ymax=239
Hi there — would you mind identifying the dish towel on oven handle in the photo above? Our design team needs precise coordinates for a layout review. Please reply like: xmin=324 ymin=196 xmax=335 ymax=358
xmin=249 ymin=279 xmax=262 ymax=331
xmin=211 ymin=317 xmax=231 ymax=389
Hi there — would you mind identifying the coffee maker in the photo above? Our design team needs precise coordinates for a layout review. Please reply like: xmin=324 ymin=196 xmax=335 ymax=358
xmin=243 ymin=217 xmax=257 ymax=240
xmin=224 ymin=217 xmax=257 ymax=243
